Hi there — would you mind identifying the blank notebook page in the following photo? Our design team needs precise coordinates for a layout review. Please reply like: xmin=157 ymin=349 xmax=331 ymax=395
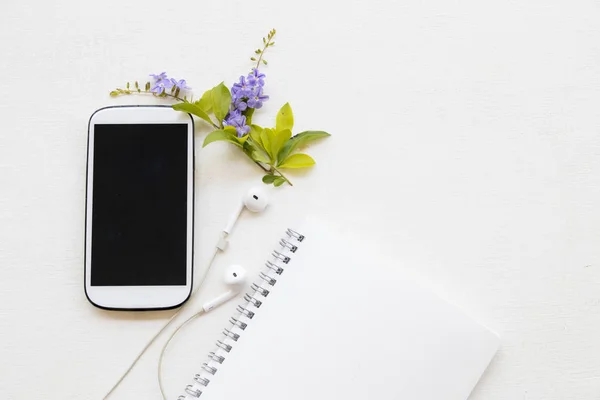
xmin=197 ymin=219 xmax=499 ymax=400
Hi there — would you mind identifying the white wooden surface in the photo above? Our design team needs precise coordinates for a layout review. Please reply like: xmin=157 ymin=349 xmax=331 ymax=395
xmin=1 ymin=1 xmax=600 ymax=399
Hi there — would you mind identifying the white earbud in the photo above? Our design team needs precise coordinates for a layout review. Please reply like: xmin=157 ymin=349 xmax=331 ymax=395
xmin=202 ymin=265 xmax=248 ymax=312
xmin=107 ymin=188 xmax=271 ymax=398
xmin=224 ymin=187 xmax=269 ymax=234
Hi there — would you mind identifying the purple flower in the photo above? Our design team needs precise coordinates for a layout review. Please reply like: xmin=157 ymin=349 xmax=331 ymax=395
xmin=232 ymin=76 xmax=252 ymax=99
xmin=150 ymin=72 xmax=168 ymax=81
xmin=234 ymin=97 xmax=248 ymax=111
xmin=236 ymin=124 xmax=251 ymax=137
xmin=224 ymin=68 xmax=269 ymax=136
xmin=223 ymin=110 xmax=250 ymax=137
xmin=148 ymin=72 xmax=176 ymax=94
xmin=171 ymin=79 xmax=191 ymax=91
xmin=223 ymin=109 xmax=242 ymax=125
xmin=150 ymin=79 xmax=174 ymax=95
xmin=247 ymin=69 xmax=265 ymax=87
xmin=247 ymin=87 xmax=269 ymax=109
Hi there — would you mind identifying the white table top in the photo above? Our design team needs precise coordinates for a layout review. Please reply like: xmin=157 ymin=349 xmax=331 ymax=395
xmin=1 ymin=1 xmax=600 ymax=399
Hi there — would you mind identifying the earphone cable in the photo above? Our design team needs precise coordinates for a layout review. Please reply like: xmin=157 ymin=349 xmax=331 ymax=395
xmin=157 ymin=308 xmax=206 ymax=399
xmin=102 ymin=241 xmax=222 ymax=400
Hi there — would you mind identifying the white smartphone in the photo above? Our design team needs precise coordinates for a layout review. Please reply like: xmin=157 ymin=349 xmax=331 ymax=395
xmin=85 ymin=105 xmax=194 ymax=310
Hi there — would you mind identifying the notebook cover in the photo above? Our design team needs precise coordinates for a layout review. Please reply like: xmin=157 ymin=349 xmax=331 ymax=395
xmin=198 ymin=218 xmax=499 ymax=400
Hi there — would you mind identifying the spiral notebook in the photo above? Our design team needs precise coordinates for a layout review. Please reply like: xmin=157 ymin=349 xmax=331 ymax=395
xmin=179 ymin=219 xmax=499 ymax=400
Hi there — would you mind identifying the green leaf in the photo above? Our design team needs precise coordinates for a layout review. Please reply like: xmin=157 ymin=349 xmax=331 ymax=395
xmin=195 ymin=90 xmax=212 ymax=113
xmin=253 ymin=151 xmax=270 ymax=164
xmin=172 ymin=102 xmax=214 ymax=127
xmin=251 ymin=150 xmax=270 ymax=164
xmin=279 ymin=153 xmax=316 ymax=169
xmin=276 ymin=103 xmax=294 ymax=132
xmin=223 ymin=125 xmax=237 ymax=134
xmin=221 ymin=127 xmax=248 ymax=145
xmin=202 ymin=129 xmax=241 ymax=148
xmin=277 ymin=130 xmax=331 ymax=164
xmin=271 ymin=129 xmax=291 ymax=162
xmin=261 ymin=128 xmax=274 ymax=159
xmin=247 ymin=132 xmax=270 ymax=164
xmin=249 ymin=125 xmax=264 ymax=147
xmin=109 ymin=90 xmax=120 ymax=97
xmin=262 ymin=174 xmax=277 ymax=184
xmin=243 ymin=141 xmax=270 ymax=164
xmin=273 ymin=176 xmax=286 ymax=187
xmin=145 ymin=82 xmax=150 ymax=91
xmin=245 ymin=108 xmax=255 ymax=125
xmin=211 ymin=82 xmax=231 ymax=122
xmin=242 ymin=141 xmax=256 ymax=160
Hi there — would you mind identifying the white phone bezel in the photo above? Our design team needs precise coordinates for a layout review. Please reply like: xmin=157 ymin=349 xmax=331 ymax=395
xmin=85 ymin=106 xmax=194 ymax=310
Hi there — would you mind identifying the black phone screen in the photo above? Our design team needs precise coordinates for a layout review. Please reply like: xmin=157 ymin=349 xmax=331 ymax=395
xmin=89 ymin=124 xmax=190 ymax=286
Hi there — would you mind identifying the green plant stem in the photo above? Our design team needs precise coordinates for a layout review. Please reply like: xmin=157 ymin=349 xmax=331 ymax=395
xmin=255 ymin=162 xmax=269 ymax=172
xmin=115 ymin=89 xmax=221 ymax=129
xmin=116 ymin=89 xmax=186 ymax=102
xmin=255 ymin=39 xmax=273 ymax=69
xmin=205 ymin=118 xmax=221 ymax=130
xmin=144 ymin=91 xmax=186 ymax=102
xmin=271 ymin=166 xmax=293 ymax=186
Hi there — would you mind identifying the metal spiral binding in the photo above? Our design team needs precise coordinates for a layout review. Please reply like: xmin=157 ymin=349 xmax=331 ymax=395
xmin=286 ymin=228 xmax=305 ymax=242
xmin=279 ymin=238 xmax=298 ymax=252
xmin=250 ymin=283 xmax=270 ymax=297
xmin=244 ymin=293 xmax=262 ymax=308
xmin=201 ymin=363 xmax=216 ymax=374
xmin=229 ymin=316 xmax=247 ymax=330
xmin=185 ymin=386 xmax=202 ymax=397
xmin=223 ymin=328 xmax=240 ymax=341
xmin=194 ymin=374 xmax=210 ymax=386
xmin=258 ymin=271 xmax=276 ymax=286
xmin=236 ymin=305 xmax=255 ymax=319
xmin=215 ymin=340 xmax=232 ymax=352
xmin=272 ymin=250 xmax=290 ymax=263
xmin=265 ymin=260 xmax=283 ymax=275
xmin=179 ymin=228 xmax=305 ymax=399
xmin=208 ymin=352 xmax=224 ymax=363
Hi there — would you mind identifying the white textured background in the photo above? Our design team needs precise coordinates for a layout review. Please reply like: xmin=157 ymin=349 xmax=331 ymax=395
xmin=1 ymin=0 xmax=600 ymax=399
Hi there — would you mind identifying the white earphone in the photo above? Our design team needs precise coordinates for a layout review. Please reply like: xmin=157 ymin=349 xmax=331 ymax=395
xmin=104 ymin=187 xmax=269 ymax=400
xmin=157 ymin=265 xmax=248 ymax=399
xmin=202 ymin=265 xmax=247 ymax=312
xmin=224 ymin=187 xmax=269 ymax=234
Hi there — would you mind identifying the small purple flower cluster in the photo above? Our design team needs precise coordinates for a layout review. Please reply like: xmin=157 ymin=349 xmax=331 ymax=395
xmin=224 ymin=69 xmax=270 ymax=137
xmin=149 ymin=72 xmax=191 ymax=95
